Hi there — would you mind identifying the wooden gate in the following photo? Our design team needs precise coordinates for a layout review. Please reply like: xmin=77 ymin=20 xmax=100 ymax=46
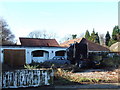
xmin=4 ymin=49 xmax=26 ymax=67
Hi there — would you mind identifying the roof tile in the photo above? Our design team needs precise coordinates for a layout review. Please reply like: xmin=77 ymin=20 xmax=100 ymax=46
xmin=19 ymin=37 xmax=59 ymax=47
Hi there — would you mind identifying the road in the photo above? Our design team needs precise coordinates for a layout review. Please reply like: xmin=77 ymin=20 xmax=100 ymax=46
xmin=2 ymin=83 xmax=120 ymax=90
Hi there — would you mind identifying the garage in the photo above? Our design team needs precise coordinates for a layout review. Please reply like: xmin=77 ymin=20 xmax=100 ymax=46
xmin=4 ymin=49 xmax=26 ymax=67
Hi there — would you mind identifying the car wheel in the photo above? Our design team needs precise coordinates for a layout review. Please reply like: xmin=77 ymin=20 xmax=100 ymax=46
xmin=78 ymin=61 xmax=82 ymax=68
xmin=78 ymin=63 xmax=82 ymax=68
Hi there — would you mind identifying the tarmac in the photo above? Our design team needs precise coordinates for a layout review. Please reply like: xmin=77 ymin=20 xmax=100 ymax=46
xmin=2 ymin=83 xmax=120 ymax=90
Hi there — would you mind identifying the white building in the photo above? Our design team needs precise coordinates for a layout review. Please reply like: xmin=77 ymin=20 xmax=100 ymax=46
xmin=0 ymin=38 xmax=67 ymax=66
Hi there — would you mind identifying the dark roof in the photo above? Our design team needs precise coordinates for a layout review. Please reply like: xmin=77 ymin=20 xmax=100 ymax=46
xmin=85 ymin=39 xmax=110 ymax=51
xmin=60 ymin=38 xmax=110 ymax=51
xmin=19 ymin=37 xmax=59 ymax=47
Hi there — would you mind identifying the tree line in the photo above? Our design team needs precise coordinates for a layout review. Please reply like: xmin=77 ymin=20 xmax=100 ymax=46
xmin=85 ymin=29 xmax=100 ymax=44
xmin=84 ymin=26 xmax=120 ymax=47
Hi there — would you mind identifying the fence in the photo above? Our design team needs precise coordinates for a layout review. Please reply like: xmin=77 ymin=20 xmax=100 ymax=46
xmin=2 ymin=69 xmax=54 ymax=88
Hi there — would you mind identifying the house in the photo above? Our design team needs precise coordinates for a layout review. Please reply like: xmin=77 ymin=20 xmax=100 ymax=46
xmin=110 ymin=42 xmax=120 ymax=52
xmin=60 ymin=38 xmax=110 ymax=58
xmin=0 ymin=37 xmax=67 ymax=67
xmin=60 ymin=37 xmax=110 ymax=52
xmin=60 ymin=38 xmax=110 ymax=66
xmin=109 ymin=42 xmax=120 ymax=57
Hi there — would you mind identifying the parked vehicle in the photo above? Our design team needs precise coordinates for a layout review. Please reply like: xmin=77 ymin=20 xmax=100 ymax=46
xmin=44 ymin=56 xmax=71 ymax=67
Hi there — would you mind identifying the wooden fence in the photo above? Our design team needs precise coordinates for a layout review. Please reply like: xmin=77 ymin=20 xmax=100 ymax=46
xmin=2 ymin=69 xmax=54 ymax=88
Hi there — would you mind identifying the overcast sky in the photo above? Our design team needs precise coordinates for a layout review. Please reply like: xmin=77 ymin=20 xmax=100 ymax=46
xmin=0 ymin=0 xmax=119 ymax=43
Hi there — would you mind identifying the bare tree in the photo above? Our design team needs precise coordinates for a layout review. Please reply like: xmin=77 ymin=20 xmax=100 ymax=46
xmin=99 ymin=34 xmax=105 ymax=46
xmin=29 ymin=31 xmax=42 ymax=38
xmin=0 ymin=17 xmax=15 ymax=45
xmin=59 ymin=34 xmax=79 ymax=43
xmin=59 ymin=34 xmax=73 ymax=43
xmin=78 ymin=33 xmax=84 ymax=38
xmin=28 ymin=30 xmax=56 ymax=39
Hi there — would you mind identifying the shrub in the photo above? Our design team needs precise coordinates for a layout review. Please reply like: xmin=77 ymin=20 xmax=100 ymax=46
xmin=54 ymin=68 xmax=108 ymax=84
xmin=89 ymin=52 xmax=120 ymax=68
xmin=24 ymin=64 xmax=39 ymax=69
xmin=101 ymin=54 xmax=120 ymax=68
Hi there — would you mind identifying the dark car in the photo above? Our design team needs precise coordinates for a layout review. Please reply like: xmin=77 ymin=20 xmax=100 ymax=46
xmin=44 ymin=56 xmax=71 ymax=67
xmin=77 ymin=60 xmax=100 ymax=69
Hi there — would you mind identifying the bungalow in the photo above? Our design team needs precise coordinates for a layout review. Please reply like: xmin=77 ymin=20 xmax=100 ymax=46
xmin=0 ymin=38 xmax=67 ymax=67
xmin=60 ymin=37 xmax=110 ymax=52
xmin=60 ymin=38 xmax=110 ymax=62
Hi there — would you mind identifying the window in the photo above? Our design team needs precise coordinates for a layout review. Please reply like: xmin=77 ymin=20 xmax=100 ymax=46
xmin=32 ymin=50 xmax=44 ymax=57
xmin=55 ymin=51 xmax=65 ymax=56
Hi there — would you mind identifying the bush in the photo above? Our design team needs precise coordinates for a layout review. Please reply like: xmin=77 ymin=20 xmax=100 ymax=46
xmin=89 ymin=52 xmax=120 ymax=68
xmin=101 ymin=54 xmax=120 ymax=68
xmin=29 ymin=61 xmax=61 ymax=68
xmin=24 ymin=64 xmax=39 ymax=69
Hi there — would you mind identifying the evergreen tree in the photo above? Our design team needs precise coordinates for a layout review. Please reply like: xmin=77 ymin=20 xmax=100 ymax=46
xmin=116 ymin=28 xmax=120 ymax=41
xmin=105 ymin=31 xmax=111 ymax=46
xmin=89 ymin=29 xmax=96 ymax=42
xmin=91 ymin=29 xmax=95 ymax=36
xmin=108 ymin=39 xmax=117 ymax=47
xmin=112 ymin=26 xmax=119 ymax=41
xmin=88 ymin=29 xmax=100 ymax=44
xmin=95 ymin=32 xmax=100 ymax=44
xmin=85 ymin=30 xmax=90 ymax=40
xmin=108 ymin=25 xmax=120 ymax=46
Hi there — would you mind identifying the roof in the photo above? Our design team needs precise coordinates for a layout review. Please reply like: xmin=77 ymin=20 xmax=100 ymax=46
xmin=1 ymin=45 xmax=67 ymax=49
xmin=86 ymin=39 xmax=110 ymax=51
xmin=60 ymin=38 xmax=83 ymax=47
xmin=19 ymin=37 xmax=59 ymax=47
xmin=60 ymin=38 xmax=110 ymax=51
xmin=110 ymin=42 xmax=120 ymax=52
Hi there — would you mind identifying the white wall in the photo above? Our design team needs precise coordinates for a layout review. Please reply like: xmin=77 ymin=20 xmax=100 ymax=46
xmin=26 ymin=47 xmax=67 ymax=64
xmin=1 ymin=46 xmax=67 ymax=64
xmin=26 ymin=49 xmax=31 ymax=64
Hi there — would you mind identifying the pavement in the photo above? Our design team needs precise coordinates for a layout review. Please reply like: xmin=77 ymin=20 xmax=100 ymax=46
xmin=2 ymin=83 xmax=120 ymax=90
